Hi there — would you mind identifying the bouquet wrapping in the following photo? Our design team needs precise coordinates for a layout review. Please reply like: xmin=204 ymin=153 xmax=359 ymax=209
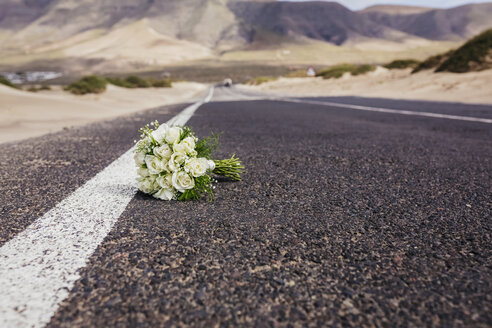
xmin=134 ymin=121 xmax=243 ymax=201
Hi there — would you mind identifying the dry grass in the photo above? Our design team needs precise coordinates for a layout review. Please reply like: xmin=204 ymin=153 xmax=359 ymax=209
xmin=246 ymin=76 xmax=278 ymax=85
xmin=220 ymin=39 xmax=459 ymax=66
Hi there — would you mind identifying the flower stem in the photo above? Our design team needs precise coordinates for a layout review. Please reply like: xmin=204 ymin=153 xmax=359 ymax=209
xmin=213 ymin=155 xmax=244 ymax=181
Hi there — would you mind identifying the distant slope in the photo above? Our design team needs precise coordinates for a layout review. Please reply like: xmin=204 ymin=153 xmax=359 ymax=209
xmin=60 ymin=20 xmax=213 ymax=66
xmin=437 ymin=28 xmax=492 ymax=72
xmin=0 ymin=0 xmax=416 ymax=51
xmin=360 ymin=5 xmax=434 ymax=15
xmin=229 ymin=1 xmax=414 ymax=46
xmin=0 ymin=0 xmax=489 ymax=71
xmin=0 ymin=0 xmax=248 ymax=52
xmin=2 ymin=1 xmax=490 ymax=50
xmin=411 ymin=28 xmax=492 ymax=73
xmin=360 ymin=3 xmax=492 ymax=41
xmin=0 ymin=0 xmax=54 ymax=30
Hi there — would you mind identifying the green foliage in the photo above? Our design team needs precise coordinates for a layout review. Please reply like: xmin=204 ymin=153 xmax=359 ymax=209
xmin=384 ymin=59 xmax=420 ymax=70
xmin=106 ymin=77 xmax=135 ymax=88
xmin=64 ymin=75 xmax=107 ymax=95
xmin=125 ymin=75 xmax=151 ymax=88
xmin=0 ymin=75 xmax=20 ymax=89
xmin=195 ymin=132 xmax=221 ymax=159
xmin=106 ymin=76 xmax=172 ymax=88
xmin=179 ymin=126 xmax=194 ymax=142
xmin=316 ymin=64 xmax=356 ymax=79
xmin=150 ymin=79 xmax=172 ymax=88
xmin=246 ymin=76 xmax=278 ymax=85
xmin=316 ymin=64 xmax=377 ymax=79
xmin=412 ymin=51 xmax=454 ymax=73
xmin=437 ymin=28 xmax=492 ymax=73
xmin=352 ymin=64 xmax=377 ymax=76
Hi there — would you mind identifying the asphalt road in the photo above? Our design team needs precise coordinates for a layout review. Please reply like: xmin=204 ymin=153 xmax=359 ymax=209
xmin=0 ymin=87 xmax=491 ymax=327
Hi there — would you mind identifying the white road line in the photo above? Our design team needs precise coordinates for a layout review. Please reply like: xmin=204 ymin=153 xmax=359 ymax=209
xmin=204 ymin=86 xmax=215 ymax=103
xmin=167 ymin=87 xmax=214 ymax=126
xmin=0 ymin=86 xmax=214 ymax=328
xmin=272 ymin=97 xmax=492 ymax=124
xmin=223 ymin=87 xmax=492 ymax=124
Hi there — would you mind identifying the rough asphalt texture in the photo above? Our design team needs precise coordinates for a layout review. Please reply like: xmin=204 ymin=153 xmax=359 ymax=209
xmin=1 ymin=89 xmax=491 ymax=327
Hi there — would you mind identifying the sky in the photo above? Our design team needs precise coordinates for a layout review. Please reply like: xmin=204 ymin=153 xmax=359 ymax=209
xmin=279 ymin=0 xmax=491 ymax=10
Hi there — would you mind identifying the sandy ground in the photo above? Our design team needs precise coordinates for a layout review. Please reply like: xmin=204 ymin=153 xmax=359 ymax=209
xmin=0 ymin=82 xmax=207 ymax=144
xmin=239 ymin=68 xmax=492 ymax=105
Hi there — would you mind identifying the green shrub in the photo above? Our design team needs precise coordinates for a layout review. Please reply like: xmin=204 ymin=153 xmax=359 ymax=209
xmin=64 ymin=75 xmax=107 ymax=95
xmin=150 ymin=79 xmax=172 ymax=88
xmin=316 ymin=64 xmax=376 ymax=79
xmin=384 ymin=59 xmax=420 ymax=70
xmin=106 ymin=77 xmax=135 ymax=88
xmin=246 ymin=76 xmax=278 ymax=85
xmin=125 ymin=75 xmax=151 ymax=88
xmin=107 ymin=76 xmax=172 ymax=88
xmin=0 ymin=75 xmax=20 ymax=89
xmin=316 ymin=64 xmax=356 ymax=79
xmin=436 ymin=28 xmax=492 ymax=73
xmin=412 ymin=51 xmax=454 ymax=73
xmin=352 ymin=64 xmax=377 ymax=76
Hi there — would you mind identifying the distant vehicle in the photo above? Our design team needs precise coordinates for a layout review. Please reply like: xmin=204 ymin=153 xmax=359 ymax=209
xmin=223 ymin=78 xmax=232 ymax=87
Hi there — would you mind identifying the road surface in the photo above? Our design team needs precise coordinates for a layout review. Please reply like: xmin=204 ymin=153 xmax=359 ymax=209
xmin=0 ymin=86 xmax=491 ymax=327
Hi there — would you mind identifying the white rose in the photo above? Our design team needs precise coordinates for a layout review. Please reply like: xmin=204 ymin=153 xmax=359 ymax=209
xmin=134 ymin=151 xmax=146 ymax=166
xmin=145 ymin=155 xmax=167 ymax=175
xmin=154 ymin=144 xmax=172 ymax=159
xmin=172 ymin=170 xmax=195 ymax=192
xmin=208 ymin=160 xmax=216 ymax=171
xmin=165 ymin=126 xmax=183 ymax=144
xmin=151 ymin=124 xmax=169 ymax=144
xmin=173 ymin=142 xmax=187 ymax=154
xmin=153 ymin=187 xmax=175 ymax=201
xmin=137 ymin=176 xmax=159 ymax=194
xmin=156 ymin=174 xmax=173 ymax=189
xmin=168 ymin=152 xmax=188 ymax=172
xmin=174 ymin=136 xmax=196 ymax=154
xmin=137 ymin=167 xmax=149 ymax=177
xmin=185 ymin=157 xmax=209 ymax=177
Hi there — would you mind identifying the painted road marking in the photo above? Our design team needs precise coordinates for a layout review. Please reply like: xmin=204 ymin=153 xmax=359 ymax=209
xmin=0 ymin=86 xmax=214 ymax=328
xmin=167 ymin=87 xmax=214 ymax=126
xmin=222 ymin=87 xmax=492 ymax=124
xmin=274 ymin=98 xmax=492 ymax=124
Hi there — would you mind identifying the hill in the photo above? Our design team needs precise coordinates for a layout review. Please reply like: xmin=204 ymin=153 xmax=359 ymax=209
xmin=360 ymin=3 xmax=492 ymax=41
xmin=411 ymin=28 xmax=492 ymax=73
xmin=228 ymin=1 xmax=414 ymax=46
xmin=437 ymin=28 xmax=492 ymax=72
xmin=0 ymin=1 xmax=490 ymax=72
xmin=360 ymin=5 xmax=434 ymax=15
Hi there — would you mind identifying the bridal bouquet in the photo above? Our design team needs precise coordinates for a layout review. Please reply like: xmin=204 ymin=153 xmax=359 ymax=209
xmin=134 ymin=121 xmax=243 ymax=201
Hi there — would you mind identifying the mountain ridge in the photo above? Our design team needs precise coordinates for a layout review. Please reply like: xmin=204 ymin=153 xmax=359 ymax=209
xmin=360 ymin=5 xmax=434 ymax=15
xmin=0 ymin=1 xmax=491 ymax=71
xmin=360 ymin=3 xmax=492 ymax=41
